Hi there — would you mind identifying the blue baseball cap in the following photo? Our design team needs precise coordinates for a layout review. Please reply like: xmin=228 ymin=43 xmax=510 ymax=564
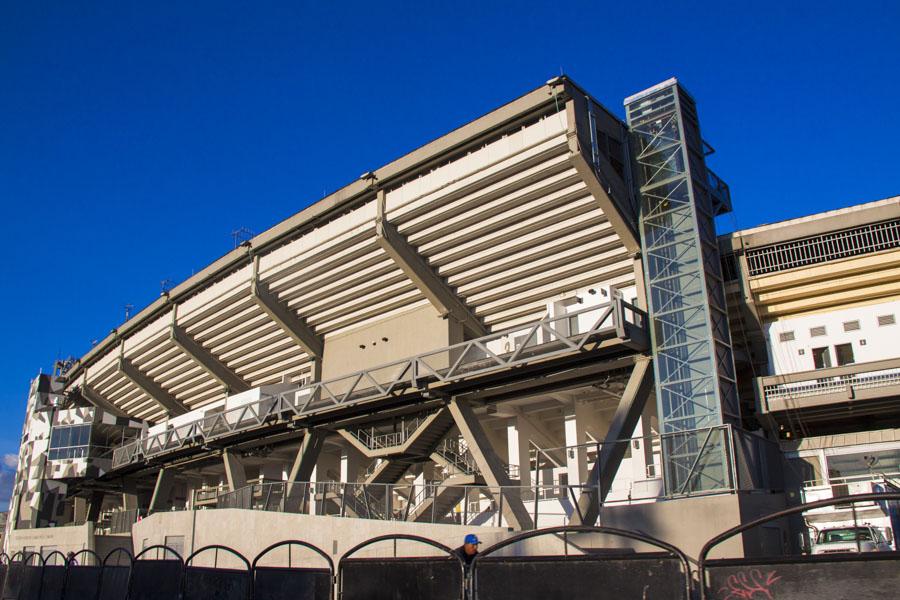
xmin=464 ymin=534 xmax=480 ymax=545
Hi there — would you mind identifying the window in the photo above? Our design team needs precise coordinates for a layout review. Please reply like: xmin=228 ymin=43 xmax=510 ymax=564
xmin=843 ymin=320 xmax=860 ymax=332
xmin=878 ymin=314 xmax=896 ymax=327
xmin=812 ymin=347 xmax=832 ymax=369
xmin=835 ymin=343 xmax=855 ymax=366
xmin=48 ymin=424 xmax=91 ymax=461
xmin=810 ymin=326 xmax=827 ymax=337
xmin=778 ymin=331 xmax=795 ymax=342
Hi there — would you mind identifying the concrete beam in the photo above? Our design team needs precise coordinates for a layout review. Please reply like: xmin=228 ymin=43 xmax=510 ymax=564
xmin=149 ymin=468 xmax=175 ymax=513
xmin=170 ymin=316 xmax=250 ymax=394
xmin=448 ymin=397 xmax=532 ymax=529
xmin=222 ymin=450 xmax=247 ymax=492
xmin=565 ymin=95 xmax=641 ymax=256
xmin=573 ymin=356 xmax=654 ymax=525
xmin=251 ymin=256 xmax=324 ymax=360
xmin=376 ymin=190 xmax=486 ymax=338
xmin=80 ymin=382 xmax=128 ymax=418
xmin=117 ymin=357 xmax=188 ymax=417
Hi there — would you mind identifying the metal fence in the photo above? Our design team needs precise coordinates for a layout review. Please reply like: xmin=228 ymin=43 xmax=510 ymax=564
xmin=195 ymin=425 xmax=783 ymax=529
xmin=7 ymin=493 xmax=900 ymax=600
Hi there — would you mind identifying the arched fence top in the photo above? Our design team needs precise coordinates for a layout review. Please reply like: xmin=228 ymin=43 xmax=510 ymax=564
xmin=0 ymin=552 xmax=9 ymax=565
xmin=185 ymin=545 xmax=251 ymax=571
xmin=134 ymin=544 xmax=183 ymax=563
xmin=103 ymin=547 xmax=134 ymax=566
xmin=252 ymin=540 xmax=334 ymax=572
xmin=476 ymin=525 xmax=690 ymax=564
xmin=9 ymin=550 xmax=43 ymax=566
xmin=340 ymin=533 xmax=456 ymax=564
xmin=43 ymin=550 xmax=68 ymax=567
xmin=698 ymin=491 xmax=900 ymax=569
xmin=69 ymin=549 xmax=102 ymax=567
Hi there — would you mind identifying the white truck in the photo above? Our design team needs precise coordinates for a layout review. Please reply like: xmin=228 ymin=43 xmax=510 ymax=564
xmin=812 ymin=525 xmax=893 ymax=554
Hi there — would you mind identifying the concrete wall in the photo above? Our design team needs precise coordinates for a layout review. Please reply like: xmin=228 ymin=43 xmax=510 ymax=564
xmin=132 ymin=509 xmax=510 ymax=568
xmin=322 ymin=304 xmax=461 ymax=381
xmin=6 ymin=522 xmax=94 ymax=557
xmin=766 ymin=298 xmax=900 ymax=375
xmin=599 ymin=494 xmax=746 ymax=561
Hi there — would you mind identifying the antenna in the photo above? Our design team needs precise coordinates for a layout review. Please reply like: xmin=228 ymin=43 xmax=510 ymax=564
xmin=231 ymin=227 xmax=254 ymax=249
xmin=160 ymin=279 xmax=173 ymax=296
xmin=124 ymin=304 xmax=134 ymax=321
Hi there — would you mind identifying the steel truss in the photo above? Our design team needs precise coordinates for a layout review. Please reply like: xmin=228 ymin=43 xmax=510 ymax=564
xmin=111 ymin=295 xmax=646 ymax=470
xmin=626 ymin=81 xmax=739 ymax=494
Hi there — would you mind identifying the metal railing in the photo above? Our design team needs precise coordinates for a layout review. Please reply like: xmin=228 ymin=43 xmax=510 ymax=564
xmin=759 ymin=358 xmax=900 ymax=411
xmin=745 ymin=217 xmax=900 ymax=276
xmin=113 ymin=297 xmax=645 ymax=469
xmin=349 ymin=414 xmax=430 ymax=451
xmin=434 ymin=438 xmax=478 ymax=475
xmin=173 ymin=424 xmax=777 ymax=530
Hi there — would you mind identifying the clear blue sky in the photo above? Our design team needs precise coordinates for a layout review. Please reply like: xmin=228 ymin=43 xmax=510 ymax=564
xmin=1 ymin=0 xmax=898 ymax=478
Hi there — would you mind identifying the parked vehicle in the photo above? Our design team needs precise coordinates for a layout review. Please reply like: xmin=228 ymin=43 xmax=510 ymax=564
xmin=812 ymin=526 xmax=893 ymax=554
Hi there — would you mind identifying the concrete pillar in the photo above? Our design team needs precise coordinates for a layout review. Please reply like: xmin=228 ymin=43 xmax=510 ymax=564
xmin=340 ymin=448 xmax=363 ymax=483
xmin=565 ymin=404 xmax=589 ymax=488
xmin=222 ymin=450 xmax=247 ymax=492
xmin=507 ymin=420 xmax=531 ymax=487
xmin=73 ymin=497 xmax=88 ymax=524
xmin=122 ymin=492 xmax=139 ymax=511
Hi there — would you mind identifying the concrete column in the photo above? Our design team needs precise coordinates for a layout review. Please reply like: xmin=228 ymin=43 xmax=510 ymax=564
xmin=72 ymin=497 xmax=87 ymax=524
xmin=340 ymin=448 xmax=363 ymax=483
xmin=507 ymin=420 xmax=531 ymax=487
xmin=564 ymin=404 xmax=589 ymax=488
xmin=222 ymin=450 xmax=247 ymax=492
xmin=122 ymin=492 xmax=139 ymax=511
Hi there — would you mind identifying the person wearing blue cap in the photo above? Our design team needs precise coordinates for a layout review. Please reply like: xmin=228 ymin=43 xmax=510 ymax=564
xmin=455 ymin=533 xmax=481 ymax=567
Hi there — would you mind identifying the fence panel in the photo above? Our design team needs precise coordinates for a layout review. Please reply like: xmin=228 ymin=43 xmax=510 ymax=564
xmin=182 ymin=566 xmax=250 ymax=600
xmin=128 ymin=546 xmax=182 ymax=600
xmin=699 ymin=492 xmax=900 ymax=600
xmin=474 ymin=554 xmax=685 ymax=600
xmin=472 ymin=526 xmax=691 ymax=600
xmin=2 ymin=558 xmax=24 ymax=600
xmin=338 ymin=534 xmax=463 ymax=600
xmin=252 ymin=540 xmax=333 ymax=600
xmin=20 ymin=564 xmax=43 ymax=600
xmin=341 ymin=557 xmax=462 ymax=600
xmin=706 ymin=554 xmax=900 ymax=600
xmin=64 ymin=565 xmax=102 ymax=600
xmin=253 ymin=567 xmax=332 ymax=600
xmin=38 ymin=566 xmax=65 ymax=600
xmin=183 ymin=546 xmax=251 ymax=600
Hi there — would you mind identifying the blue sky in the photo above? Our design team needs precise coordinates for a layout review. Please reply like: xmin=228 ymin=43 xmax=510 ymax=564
xmin=0 ymin=1 xmax=898 ymax=489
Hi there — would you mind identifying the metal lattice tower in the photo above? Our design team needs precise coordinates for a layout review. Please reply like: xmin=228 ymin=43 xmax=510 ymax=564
xmin=625 ymin=79 xmax=739 ymax=494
